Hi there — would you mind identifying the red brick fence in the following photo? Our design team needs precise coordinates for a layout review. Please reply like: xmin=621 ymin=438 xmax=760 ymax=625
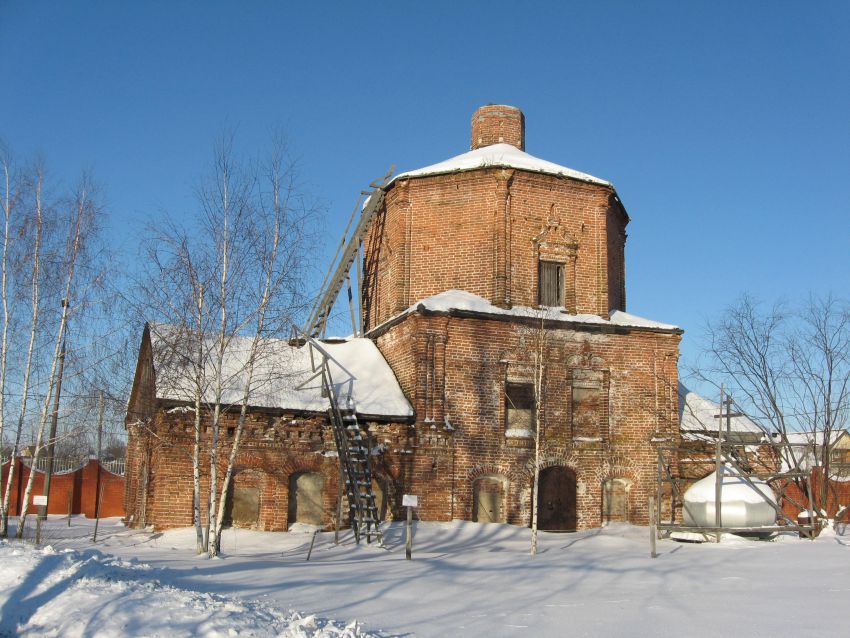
xmin=1 ymin=456 xmax=125 ymax=518
xmin=780 ymin=467 xmax=850 ymax=522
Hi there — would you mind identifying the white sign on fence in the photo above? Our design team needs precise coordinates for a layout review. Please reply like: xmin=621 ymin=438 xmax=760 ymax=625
xmin=33 ymin=495 xmax=47 ymax=506
xmin=402 ymin=494 xmax=418 ymax=507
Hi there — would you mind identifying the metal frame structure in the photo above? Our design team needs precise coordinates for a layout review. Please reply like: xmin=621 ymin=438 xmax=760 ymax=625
xmin=656 ymin=388 xmax=817 ymax=541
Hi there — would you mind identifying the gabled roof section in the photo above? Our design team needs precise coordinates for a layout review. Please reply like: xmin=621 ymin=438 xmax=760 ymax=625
xmin=390 ymin=143 xmax=611 ymax=187
xmin=780 ymin=430 xmax=849 ymax=447
xmin=147 ymin=324 xmax=412 ymax=419
xmin=678 ymin=383 xmax=764 ymax=441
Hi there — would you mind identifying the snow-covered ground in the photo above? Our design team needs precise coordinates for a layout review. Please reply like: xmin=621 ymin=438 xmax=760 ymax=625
xmin=2 ymin=517 xmax=849 ymax=637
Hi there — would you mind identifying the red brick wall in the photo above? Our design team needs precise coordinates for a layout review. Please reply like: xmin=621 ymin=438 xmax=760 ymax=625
xmin=374 ymin=311 xmax=681 ymax=529
xmin=1 ymin=458 xmax=124 ymax=518
xmin=780 ymin=468 xmax=850 ymax=521
xmin=124 ymin=404 xmax=414 ymax=531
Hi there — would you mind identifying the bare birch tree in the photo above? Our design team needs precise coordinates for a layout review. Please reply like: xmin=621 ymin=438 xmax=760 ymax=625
xmin=209 ymin=137 xmax=315 ymax=556
xmin=697 ymin=294 xmax=850 ymax=518
xmin=0 ymin=160 xmax=44 ymax=538
xmin=0 ymin=147 xmax=17 ymax=536
xmin=199 ymin=134 xmax=254 ymax=554
xmin=16 ymin=174 xmax=94 ymax=538
xmin=133 ymin=131 xmax=319 ymax=556
xmin=529 ymin=315 xmax=546 ymax=556
xmin=132 ymin=232 xmax=213 ymax=553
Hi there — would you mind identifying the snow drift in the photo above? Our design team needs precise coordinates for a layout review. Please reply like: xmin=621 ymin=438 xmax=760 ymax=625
xmin=0 ymin=540 xmax=375 ymax=638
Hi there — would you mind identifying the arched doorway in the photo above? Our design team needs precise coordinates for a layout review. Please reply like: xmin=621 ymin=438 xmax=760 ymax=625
xmin=288 ymin=471 xmax=325 ymax=526
xmin=472 ymin=475 xmax=507 ymax=523
xmin=537 ymin=466 xmax=577 ymax=531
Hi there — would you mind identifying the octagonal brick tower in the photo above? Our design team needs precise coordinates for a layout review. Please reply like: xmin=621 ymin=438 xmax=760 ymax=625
xmin=359 ymin=106 xmax=680 ymax=531
xmin=361 ymin=104 xmax=628 ymax=331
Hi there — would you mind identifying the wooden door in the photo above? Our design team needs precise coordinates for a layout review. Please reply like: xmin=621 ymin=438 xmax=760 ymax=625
xmin=537 ymin=466 xmax=577 ymax=531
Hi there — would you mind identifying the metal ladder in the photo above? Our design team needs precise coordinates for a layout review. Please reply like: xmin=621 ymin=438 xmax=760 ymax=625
xmin=302 ymin=167 xmax=394 ymax=338
xmin=299 ymin=335 xmax=383 ymax=544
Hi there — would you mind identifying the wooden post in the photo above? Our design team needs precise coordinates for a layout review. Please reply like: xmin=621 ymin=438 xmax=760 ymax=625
xmin=805 ymin=475 xmax=817 ymax=541
xmin=405 ymin=505 xmax=413 ymax=560
xmin=34 ymin=506 xmax=43 ymax=544
xmin=67 ymin=490 xmax=72 ymax=526
xmin=715 ymin=384 xmax=724 ymax=543
xmin=92 ymin=482 xmax=105 ymax=543
xmin=306 ymin=529 xmax=318 ymax=561
xmin=649 ymin=496 xmax=657 ymax=558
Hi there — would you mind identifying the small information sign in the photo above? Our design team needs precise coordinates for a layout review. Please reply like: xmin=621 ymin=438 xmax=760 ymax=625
xmin=33 ymin=495 xmax=47 ymax=506
xmin=402 ymin=494 xmax=418 ymax=507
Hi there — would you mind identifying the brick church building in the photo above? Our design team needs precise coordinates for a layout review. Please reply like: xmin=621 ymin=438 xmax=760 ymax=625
xmin=124 ymin=105 xmax=682 ymax=532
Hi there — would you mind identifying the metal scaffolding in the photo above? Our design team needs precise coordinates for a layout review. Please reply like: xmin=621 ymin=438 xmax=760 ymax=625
xmin=655 ymin=386 xmax=817 ymax=541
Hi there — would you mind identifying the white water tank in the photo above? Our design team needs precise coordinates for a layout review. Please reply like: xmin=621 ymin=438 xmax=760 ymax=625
xmin=683 ymin=465 xmax=777 ymax=528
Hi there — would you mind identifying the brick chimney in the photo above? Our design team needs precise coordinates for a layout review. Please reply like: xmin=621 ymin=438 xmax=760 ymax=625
xmin=471 ymin=104 xmax=525 ymax=151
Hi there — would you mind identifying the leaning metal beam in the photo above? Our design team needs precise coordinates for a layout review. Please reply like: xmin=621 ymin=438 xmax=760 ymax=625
xmin=303 ymin=166 xmax=394 ymax=338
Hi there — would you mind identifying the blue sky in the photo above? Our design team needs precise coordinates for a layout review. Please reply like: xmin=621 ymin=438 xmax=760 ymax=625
xmin=2 ymin=1 xmax=848 ymax=378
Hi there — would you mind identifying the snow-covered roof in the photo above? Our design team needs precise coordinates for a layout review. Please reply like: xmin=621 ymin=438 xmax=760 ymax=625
xmin=374 ymin=289 xmax=679 ymax=332
xmin=391 ymin=143 xmax=611 ymax=187
xmin=148 ymin=325 xmax=412 ymax=418
xmin=779 ymin=430 xmax=848 ymax=447
xmin=678 ymin=383 xmax=764 ymax=440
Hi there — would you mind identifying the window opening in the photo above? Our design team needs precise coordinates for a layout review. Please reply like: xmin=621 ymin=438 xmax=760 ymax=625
xmin=538 ymin=260 xmax=564 ymax=307
xmin=505 ymin=382 xmax=535 ymax=437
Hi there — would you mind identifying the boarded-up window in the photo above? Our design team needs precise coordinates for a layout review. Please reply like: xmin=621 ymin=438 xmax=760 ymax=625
xmin=288 ymin=471 xmax=325 ymax=526
xmin=473 ymin=476 xmax=507 ymax=523
xmin=224 ymin=486 xmax=260 ymax=528
xmin=571 ymin=369 xmax=605 ymax=439
xmin=538 ymin=261 xmax=564 ymax=307
xmin=505 ymin=382 xmax=535 ymax=436
xmin=602 ymin=478 xmax=630 ymax=524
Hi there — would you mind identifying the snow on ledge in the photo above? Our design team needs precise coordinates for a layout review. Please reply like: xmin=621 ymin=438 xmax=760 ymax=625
xmin=505 ymin=428 xmax=535 ymax=439
xmin=391 ymin=143 xmax=611 ymax=187
xmin=388 ymin=289 xmax=679 ymax=332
